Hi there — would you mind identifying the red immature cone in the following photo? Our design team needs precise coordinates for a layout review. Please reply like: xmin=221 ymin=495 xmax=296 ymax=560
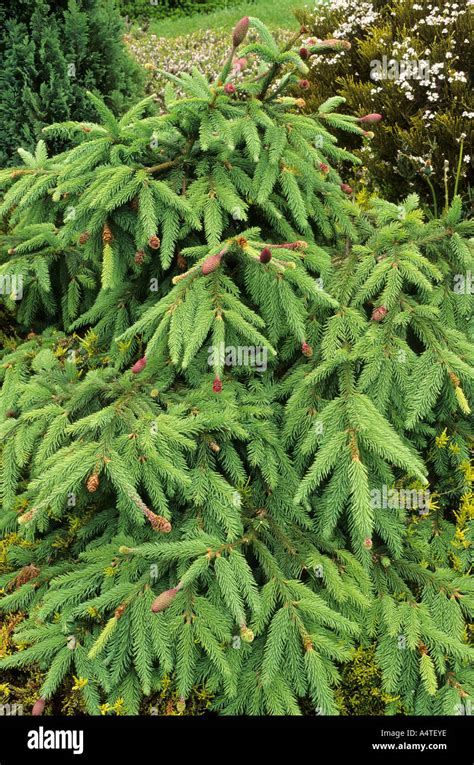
xmin=340 ymin=183 xmax=353 ymax=194
xmin=151 ymin=584 xmax=183 ymax=613
xmin=363 ymin=538 xmax=373 ymax=549
xmin=298 ymin=79 xmax=310 ymax=90
xmin=371 ymin=305 xmax=388 ymax=322
xmin=232 ymin=16 xmax=250 ymax=48
xmin=319 ymin=163 xmax=329 ymax=174
xmin=362 ymin=130 xmax=374 ymax=138
xmin=301 ymin=341 xmax=313 ymax=357
xmin=212 ymin=375 xmax=223 ymax=393
xmin=359 ymin=113 xmax=383 ymax=124
xmin=202 ymin=251 xmax=223 ymax=275
xmin=320 ymin=38 xmax=351 ymax=50
xmin=224 ymin=83 xmax=236 ymax=94
xmin=232 ymin=56 xmax=247 ymax=72
xmin=259 ymin=247 xmax=272 ymax=263
xmin=148 ymin=235 xmax=160 ymax=250
xmin=299 ymin=47 xmax=309 ymax=60
xmin=32 ymin=698 xmax=46 ymax=716
xmin=134 ymin=250 xmax=145 ymax=264
xmin=131 ymin=356 xmax=147 ymax=374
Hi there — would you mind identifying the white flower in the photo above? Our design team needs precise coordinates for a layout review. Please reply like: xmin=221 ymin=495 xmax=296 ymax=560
xmin=463 ymin=155 xmax=471 ymax=163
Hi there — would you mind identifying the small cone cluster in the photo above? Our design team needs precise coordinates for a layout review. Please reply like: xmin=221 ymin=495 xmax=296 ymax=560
xmin=18 ymin=508 xmax=37 ymax=525
xmin=148 ymin=235 xmax=161 ymax=250
xmin=102 ymin=223 xmax=113 ymax=243
xmin=13 ymin=564 xmax=40 ymax=588
xmin=143 ymin=507 xmax=172 ymax=533
xmin=151 ymin=582 xmax=183 ymax=613
xmin=212 ymin=375 xmax=223 ymax=393
xmin=114 ymin=604 xmax=126 ymax=620
xmin=127 ymin=488 xmax=172 ymax=532
xmin=232 ymin=16 xmax=250 ymax=48
xmin=359 ymin=113 xmax=383 ymax=124
xmin=240 ymin=624 xmax=255 ymax=643
xmin=202 ymin=251 xmax=224 ymax=275
xmin=301 ymin=341 xmax=313 ymax=357
xmin=86 ymin=473 xmax=99 ymax=493
xmin=32 ymin=698 xmax=46 ymax=716
xmin=371 ymin=305 xmax=388 ymax=322
xmin=131 ymin=356 xmax=147 ymax=374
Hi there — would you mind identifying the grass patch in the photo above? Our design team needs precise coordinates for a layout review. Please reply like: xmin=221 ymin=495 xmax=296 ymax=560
xmin=145 ymin=0 xmax=311 ymax=37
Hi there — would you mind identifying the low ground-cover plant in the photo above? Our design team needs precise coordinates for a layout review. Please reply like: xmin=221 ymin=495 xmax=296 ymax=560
xmin=125 ymin=26 xmax=293 ymax=106
xmin=0 ymin=16 xmax=472 ymax=717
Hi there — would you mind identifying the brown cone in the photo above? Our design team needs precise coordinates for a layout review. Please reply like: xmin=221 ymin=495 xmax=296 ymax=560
xmin=102 ymin=223 xmax=113 ymax=243
xmin=86 ymin=473 xmax=99 ymax=493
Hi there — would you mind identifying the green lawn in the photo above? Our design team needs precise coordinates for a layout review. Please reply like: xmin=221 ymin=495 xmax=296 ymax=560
xmin=147 ymin=0 xmax=312 ymax=37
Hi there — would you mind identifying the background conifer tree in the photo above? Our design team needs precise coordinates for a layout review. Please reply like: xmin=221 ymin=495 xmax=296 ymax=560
xmin=0 ymin=17 xmax=472 ymax=716
xmin=0 ymin=0 xmax=144 ymax=167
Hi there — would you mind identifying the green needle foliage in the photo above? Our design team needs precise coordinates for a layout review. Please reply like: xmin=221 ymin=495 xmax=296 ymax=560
xmin=0 ymin=17 xmax=473 ymax=717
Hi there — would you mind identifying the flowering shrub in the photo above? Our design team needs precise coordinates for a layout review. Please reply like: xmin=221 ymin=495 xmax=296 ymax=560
xmin=296 ymin=0 xmax=473 ymax=208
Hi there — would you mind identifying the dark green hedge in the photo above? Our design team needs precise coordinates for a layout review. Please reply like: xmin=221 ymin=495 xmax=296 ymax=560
xmin=118 ymin=0 xmax=255 ymax=22
xmin=0 ymin=0 xmax=144 ymax=167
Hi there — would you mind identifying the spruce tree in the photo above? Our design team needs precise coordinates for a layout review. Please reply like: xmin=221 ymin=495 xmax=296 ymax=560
xmin=0 ymin=17 xmax=473 ymax=716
